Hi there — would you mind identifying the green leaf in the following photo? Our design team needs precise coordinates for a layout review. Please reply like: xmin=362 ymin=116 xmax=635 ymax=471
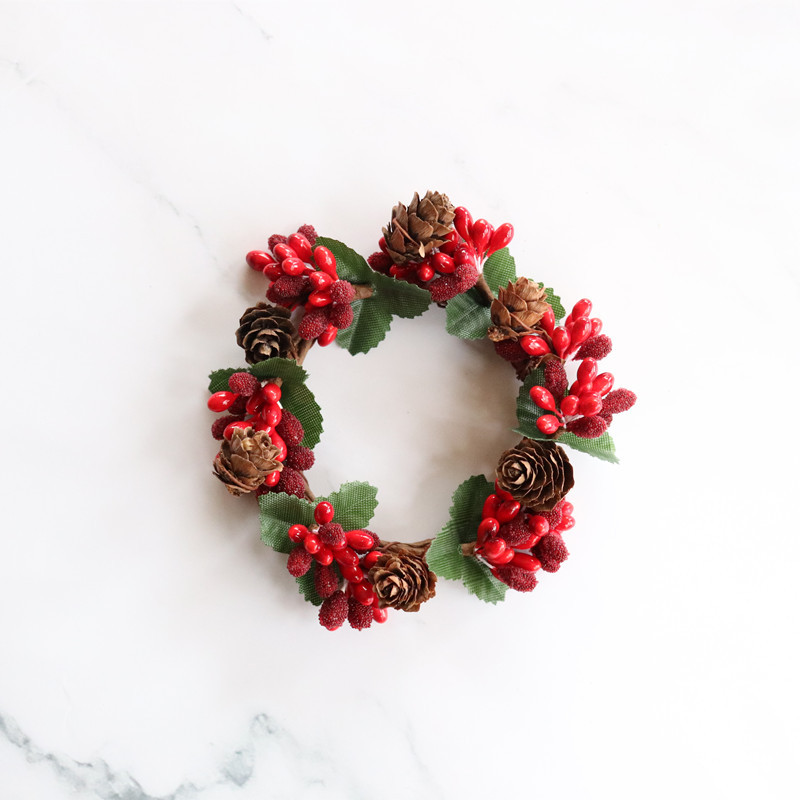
xmin=483 ymin=247 xmax=517 ymax=292
xmin=313 ymin=237 xmax=429 ymax=355
xmin=294 ymin=571 xmax=323 ymax=606
xmin=514 ymin=368 xmax=619 ymax=463
xmin=259 ymin=492 xmax=315 ymax=554
xmin=545 ymin=287 xmax=566 ymax=322
xmin=207 ymin=359 xmax=323 ymax=449
xmin=428 ymin=475 xmax=508 ymax=604
xmin=445 ymin=288 xmax=491 ymax=340
xmin=320 ymin=481 xmax=378 ymax=531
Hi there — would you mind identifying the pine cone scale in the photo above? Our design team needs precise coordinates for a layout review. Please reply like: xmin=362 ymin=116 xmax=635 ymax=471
xmin=214 ymin=427 xmax=283 ymax=496
xmin=496 ymin=439 xmax=574 ymax=511
xmin=382 ymin=190 xmax=455 ymax=265
xmin=367 ymin=541 xmax=437 ymax=612
xmin=236 ymin=303 xmax=297 ymax=364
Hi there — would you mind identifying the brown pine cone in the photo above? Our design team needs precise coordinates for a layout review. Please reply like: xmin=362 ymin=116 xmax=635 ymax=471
xmin=488 ymin=278 xmax=550 ymax=342
xmin=496 ymin=439 xmax=574 ymax=512
xmin=236 ymin=303 xmax=297 ymax=364
xmin=213 ymin=426 xmax=283 ymax=496
xmin=367 ymin=541 xmax=437 ymax=612
xmin=382 ymin=190 xmax=455 ymax=265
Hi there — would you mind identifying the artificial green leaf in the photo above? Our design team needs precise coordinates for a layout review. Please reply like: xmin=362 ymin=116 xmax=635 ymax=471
xmin=483 ymin=247 xmax=517 ymax=292
xmin=259 ymin=492 xmax=315 ymax=554
xmin=427 ymin=475 xmax=507 ymax=604
xmin=371 ymin=271 xmax=431 ymax=319
xmin=320 ymin=481 xmax=378 ymax=531
xmin=545 ymin=287 xmax=566 ymax=322
xmin=445 ymin=288 xmax=491 ymax=340
xmin=335 ymin=296 xmax=392 ymax=355
xmin=514 ymin=368 xmax=619 ymax=463
xmin=207 ymin=359 xmax=323 ymax=448
xmin=314 ymin=236 xmax=373 ymax=284
xmin=295 ymin=570 xmax=323 ymax=606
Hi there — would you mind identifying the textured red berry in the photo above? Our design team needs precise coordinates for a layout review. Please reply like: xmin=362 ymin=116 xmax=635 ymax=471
xmin=268 ymin=234 xmax=289 ymax=251
xmin=273 ymin=466 xmax=305 ymax=497
xmin=566 ymin=415 xmax=609 ymax=438
xmin=498 ymin=516 xmax=531 ymax=548
xmin=298 ymin=308 xmax=330 ymax=340
xmin=494 ymin=339 xmax=527 ymax=363
xmin=319 ymin=522 xmax=346 ymax=549
xmin=574 ymin=334 xmax=613 ymax=361
xmin=329 ymin=280 xmax=356 ymax=305
xmin=314 ymin=564 xmax=340 ymax=598
xmin=211 ymin=414 xmax=243 ymax=440
xmin=285 ymin=446 xmax=314 ymax=472
xmin=296 ymin=224 xmax=317 ymax=246
xmin=328 ymin=303 xmax=354 ymax=329
xmin=348 ymin=597 xmax=374 ymax=630
xmin=287 ymin=545 xmax=313 ymax=577
xmin=453 ymin=261 xmax=479 ymax=290
xmin=227 ymin=372 xmax=260 ymax=397
xmin=314 ymin=502 xmax=335 ymax=524
xmin=538 ymin=504 xmax=563 ymax=530
xmin=275 ymin=410 xmax=304 ymax=446
xmin=542 ymin=360 xmax=568 ymax=400
xmin=533 ymin=534 xmax=569 ymax=572
xmin=602 ymin=389 xmax=637 ymax=415
xmin=319 ymin=590 xmax=348 ymax=630
xmin=427 ymin=275 xmax=460 ymax=303
xmin=368 ymin=251 xmax=393 ymax=273
xmin=271 ymin=275 xmax=308 ymax=302
xmin=494 ymin=565 xmax=538 ymax=592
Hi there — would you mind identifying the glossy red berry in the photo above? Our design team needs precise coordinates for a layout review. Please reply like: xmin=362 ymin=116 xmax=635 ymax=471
xmin=362 ymin=550 xmax=381 ymax=568
xmin=541 ymin=307 xmax=555 ymax=336
xmin=270 ymin=431 xmax=287 ymax=461
xmin=222 ymin=420 xmax=251 ymax=440
xmin=496 ymin=500 xmax=521 ymax=523
xmin=592 ymin=372 xmax=615 ymax=396
xmin=372 ymin=606 xmax=388 ymax=623
xmin=313 ymin=547 xmax=333 ymax=566
xmin=536 ymin=414 xmax=562 ymax=435
xmin=246 ymin=250 xmax=275 ymax=270
xmin=281 ymin=257 xmax=306 ymax=277
xmin=432 ymin=252 xmax=455 ymax=273
xmin=578 ymin=393 xmax=603 ymax=417
xmin=308 ymin=270 xmax=333 ymax=291
xmin=264 ymin=469 xmax=281 ymax=487
xmin=569 ymin=318 xmax=593 ymax=350
xmin=552 ymin=327 xmax=571 ymax=358
xmin=272 ymin=243 xmax=296 ymax=262
xmin=318 ymin=324 xmax=338 ymax=346
xmin=577 ymin=358 xmax=598 ymax=387
xmin=532 ymin=515 xmax=550 ymax=537
xmin=304 ymin=533 xmax=321 ymax=554
xmin=208 ymin=391 xmax=237 ymax=412
xmin=345 ymin=530 xmax=376 ymax=551
xmin=487 ymin=223 xmax=514 ymax=255
xmin=530 ymin=386 xmax=557 ymax=412
xmin=263 ymin=264 xmax=282 ymax=281
xmin=590 ymin=318 xmax=603 ymax=336
xmin=572 ymin=298 xmax=592 ymax=319
xmin=307 ymin=290 xmax=332 ymax=307
xmin=351 ymin=581 xmax=376 ymax=606
xmin=333 ymin=546 xmax=359 ymax=567
xmin=287 ymin=233 xmax=312 ymax=262
xmin=470 ymin=219 xmax=492 ymax=254
xmin=482 ymin=538 xmax=509 ymax=562
xmin=477 ymin=518 xmax=500 ymax=542
xmin=520 ymin=336 xmax=550 ymax=357
xmin=340 ymin=564 xmax=364 ymax=583
xmin=454 ymin=207 xmax=473 ymax=243
xmin=511 ymin=552 xmax=542 ymax=572
xmin=288 ymin=524 xmax=308 ymax=543
xmin=482 ymin=494 xmax=500 ymax=519
xmin=313 ymin=246 xmax=337 ymax=276
xmin=314 ymin=502 xmax=334 ymax=524
xmin=560 ymin=394 xmax=579 ymax=416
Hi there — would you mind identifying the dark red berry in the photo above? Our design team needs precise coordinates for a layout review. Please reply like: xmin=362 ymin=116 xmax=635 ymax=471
xmin=314 ymin=564 xmax=340 ymax=598
xmin=285 ymin=446 xmax=314 ymax=471
xmin=275 ymin=410 xmax=304 ymax=446
xmin=544 ymin=360 xmax=568 ymax=399
xmin=271 ymin=275 xmax=308 ymax=302
xmin=318 ymin=522 xmax=346 ymax=549
xmin=268 ymin=234 xmax=289 ymax=252
xmin=328 ymin=303 xmax=354 ymax=330
xmin=319 ymin=590 xmax=348 ymax=630
xmin=494 ymin=339 xmax=527 ymax=363
xmin=228 ymin=371 xmax=260 ymax=397
xmin=498 ymin=515 xmax=531 ymax=548
xmin=533 ymin=534 xmax=569 ymax=573
xmin=574 ymin=334 xmax=613 ymax=361
xmin=347 ymin=597 xmax=374 ymax=630
xmin=427 ymin=275 xmax=460 ymax=303
xmin=329 ymin=280 xmax=356 ymax=304
xmin=566 ymin=415 xmax=609 ymax=439
xmin=273 ymin=466 xmax=305 ymax=498
xmin=211 ymin=414 xmax=243 ymax=440
xmin=538 ymin=504 xmax=563 ymax=530
xmin=287 ymin=545 xmax=313 ymax=577
xmin=367 ymin=251 xmax=393 ymax=274
xmin=494 ymin=565 xmax=538 ymax=592
xmin=298 ymin=308 xmax=330 ymax=340
xmin=296 ymin=224 xmax=317 ymax=246
xmin=601 ymin=389 xmax=637 ymax=415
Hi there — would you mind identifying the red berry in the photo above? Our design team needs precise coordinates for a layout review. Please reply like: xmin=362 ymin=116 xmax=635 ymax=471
xmin=275 ymin=411 xmax=304 ymax=446
xmin=541 ymin=307 xmax=555 ymax=336
xmin=313 ymin=246 xmax=337 ymax=276
xmin=340 ymin=564 xmax=364 ymax=583
xmin=211 ymin=414 xmax=243 ymax=440
xmin=592 ymin=372 xmax=614 ymax=396
xmin=454 ymin=206 xmax=473 ymax=243
xmin=577 ymin=358 xmax=598 ymax=386
xmin=578 ymin=393 xmax=603 ymax=417
xmin=494 ymin=339 xmax=527 ymax=363
xmin=560 ymin=501 xmax=574 ymax=516
xmin=487 ymin=223 xmax=514 ymax=255
xmin=287 ymin=545 xmax=313 ymax=577
xmin=572 ymin=298 xmax=592 ymax=319
xmin=552 ymin=327 xmax=570 ymax=358
xmin=285 ymin=446 xmax=314 ymax=472
xmin=308 ymin=271 xmax=333 ymax=291
xmin=227 ymin=372 xmax=260 ymax=397
xmin=372 ymin=606 xmax=388 ymax=623
xmin=318 ymin=324 xmax=338 ymax=346
xmin=307 ymin=290 xmax=333 ymax=307
xmin=270 ymin=430 xmax=287 ymax=461
xmin=223 ymin=420 xmax=251 ymax=439
xmin=536 ymin=414 xmax=562 ymax=435
xmin=530 ymin=386 xmax=557 ymax=412
xmin=328 ymin=304 xmax=354 ymax=330
xmin=314 ymin=501 xmax=334 ymax=524
xmin=296 ymin=224 xmax=317 ymax=246
xmin=569 ymin=318 xmax=593 ymax=350
xmin=432 ymin=252 xmax=455 ymax=273
xmin=319 ymin=522 xmax=346 ymax=549
xmin=287 ymin=233 xmax=312 ymax=262
xmin=246 ymin=250 xmax=274 ymax=270
xmin=510 ymin=552 xmax=542 ymax=572
xmin=282 ymin=257 xmax=307 ymax=277
xmin=533 ymin=534 xmax=569 ymax=572
xmin=304 ymin=533 xmax=321 ymax=554
xmin=268 ymin=234 xmax=289 ymax=251
xmin=560 ymin=394 xmax=579 ymax=416
xmin=590 ymin=318 xmax=603 ymax=336
xmin=314 ymin=564 xmax=339 ymax=598
xmin=416 ymin=264 xmax=434 ymax=282
xmin=329 ymin=280 xmax=355 ymax=304
xmin=314 ymin=546 xmax=334 ymax=566
xmin=531 ymin=515 xmax=550 ymax=537
xmin=482 ymin=493 xmax=500 ymax=519
xmin=271 ymin=275 xmax=307 ymax=302
xmin=557 ymin=515 xmax=575 ymax=533
xmin=272 ymin=243 xmax=296 ymax=262
xmin=566 ymin=415 xmax=609 ymax=438
xmin=494 ymin=565 xmax=538 ymax=592
xmin=497 ymin=515 xmax=531 ymax=547
xmin=208 ymin=391 xmax=237 ymax=412
xmin=345 ymin=530 xmax=376 ymax=551
xmin=362 ymin=550 xmax=381 ymax=568
xmin=263 ymin=264 xmax=282 ymax=281
xmin=348 ymin=597 xmax=374 ymax=630
xmin=477 ymin=517 xmax=500 ymax=543
xmin=298 ymin=308 xmax=329 ymax=340
xmin=574 ymin=334 xmax=612 ymax=361
xmin=273 ymin=465 xmax=305 ymax=498
xmin=496 ymin=500 xmax=521 ymax=523
xmin=319 ymin=590 xmax=348 ymax=630
xmin=520 ymin=335 xmax=550 ymax=357
xmin=368 ymin=251 xmax=393 ymax=273
xmin=543 ymin=360 xmax=568 ymax=399
xmin=602 ymin=389 xmax=637 ymax=414
xmin=288 ymin=524 xmax=308 ymax=543
xmin=470 ymin=219 xmax=492 ymax=254
xmin=351 ymin=580 xmax=376 ymax=606
xmin=333 ymin=547 xmax=359 ymax=567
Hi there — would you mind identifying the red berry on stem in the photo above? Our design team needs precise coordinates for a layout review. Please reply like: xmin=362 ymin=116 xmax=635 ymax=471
xmin=482 ymin=538 xmax=508 ymax=562
xmin=579 ymin=393 xmax=603 ymax=416
xmin=288 ymin=524 xmax=308 ymax=542
xmin=552 ymin=327 xmax=571 ymax=358
xmin=208 ymin=391 xmax=237 ymax=412
xmin=477 ymin=518 xmax=500 ymax=542
xmin=577 ymin=358 xmax=598 ymax=387
xmin=308 ymin=271 xmax=333 ymax=291
xmin=308 ymin=290 xmax=333 ymax=307
xmin=487 ymin=223 xmax=514 ymax=255
xmin=483 ymin=494 xmax=500 ymax=518
xmin=270 ymin=430 xmax=287 ymax=461
xmin=432 ymin=252 xmax=455 ymax=274
xmin=246 ymin=250 xmax=275 ymax=270
xmin=287 ymin=233 xmax=312 ymax=262
xmin=560 ymin=394 xmax=579 ymax=416
xmin=572 ymin=299 xmax=592 ymax=319
xmin=373 ymin=606 xmax=388 ymax=623
xmin=272 ymin=243 xmax=296 ymax=262
xmin=511 ymin=552 xmax=542 ymax=572
xmin=314 ymin=547 xmax=334 ymax=566
xmin=362 ymin=550 xmax=381 ymax=568
xmin=520 ymin=336 xmax=550 ymax=357
xmin=340 ymin=564 xmax=364 ymax=583
xmin=304 ymin=533 xmax=321 ymax=554
xmin=496 ymin=500 xmax=521 ymax=523
xmin=223 ymin=420 xmax=251 ymax=440
xmin=417 ymin=264 xmax=435 ymax=282
xmin=313 ymin=246 xmax=337 ymax=276
xmin=536 ymin=414 xmax=562 ymax=435
xmin=530 ymin=386 xmax=557 ymax=412
xmin=454 ymin=207 xmax=473 ymax=243
xmin=315 ymin=502 xmax=334 ymax=524
xmin=351 ymin=581 xmax=376 ymax=606
xmin=593 ymin=372 xmax=615 ymax=396
xmin=260 ymin=383 xmax=280 ymax=405
xmin=532 ymin=515 xmax=550 ymax=537
xmin=541 ymin=307 xmax=555 ymax=336
xmin=345 ymin=530 xmax=376 ymax=551
xmin=333 ymin=547 xmax=359 ymax=567
xmin=470 ymin=219 xmax=492 ymax=254
xmin=569 ymin=318 xmax=593 ymax=350
xmin=318 ymin=324 xmax=338 ymax=346
xmin=590 ymin=318 xmax=603 ymax=336
xmin=281 ymin=257 xmax=306 ymax=277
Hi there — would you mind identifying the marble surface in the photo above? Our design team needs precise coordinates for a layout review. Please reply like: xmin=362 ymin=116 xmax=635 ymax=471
xmin=2 ymin=2 xmax=799 ymax=798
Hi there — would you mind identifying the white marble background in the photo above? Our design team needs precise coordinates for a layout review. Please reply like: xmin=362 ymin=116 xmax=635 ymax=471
xmin=1 ymin=1 xmax=799 ymax=798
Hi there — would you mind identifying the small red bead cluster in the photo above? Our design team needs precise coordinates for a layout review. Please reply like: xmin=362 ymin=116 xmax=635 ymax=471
xmin=369 ymin=207 xmax=514 ymax=303
xmin=475 ymin=484 xmax=574 ymax=592
xmin=246 ymin=226 xmax=355 ymax=346
xmin=286 ymin=501 xmax=388 ymax=631
xmin=207 ymin=371 xmax=314 ymax=498
xmin=518 ymin=298 xmax=636 ymax=439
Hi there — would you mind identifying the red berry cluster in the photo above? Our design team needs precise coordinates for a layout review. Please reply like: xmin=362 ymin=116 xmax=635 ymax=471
xmin=207 ymin=372 xmax=314 ymax=497
xmin=474 ymin=485 xmax=575 ymax=592
xmin=246 ymin=226 xmax=355 ymax=346
xmin=286 ymin=501 xmax=389 ymax=631
xmin=509 ymin=298 xmax=636 ymax=439
xmin=369 ymin=208 xmax=514 ymax=303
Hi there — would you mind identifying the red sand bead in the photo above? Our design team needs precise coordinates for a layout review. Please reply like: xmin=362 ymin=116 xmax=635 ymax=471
xmin=602 ymin=389 xmax=637 ymax=414
xmin=228 ymin=372 xmax=260 ymax=397
xmin=319 ymin=590 xmax=348 ymax=630
xmin=348 ymin=597 xmax=374 ymax=630
xmin=275 ymin=410 xmax=304 ymax=446
xmin=574 ymin=334 xmax=612 ymax=361
xmin=287 ymin=546 xmax=313 ymax=577
xmin=314 ymin=564 xmax=339 ymax=598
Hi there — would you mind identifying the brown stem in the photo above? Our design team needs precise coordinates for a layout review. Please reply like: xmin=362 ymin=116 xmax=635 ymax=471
xmin=295 ymin=338 xmax=314 ymax=366
xmin=302 ymin=474 xmax=316 ymax=503
xmin=474 ymin=274 xmax=495 ymax=306
xmin=353 ymin=283 xmax=374 ymax=300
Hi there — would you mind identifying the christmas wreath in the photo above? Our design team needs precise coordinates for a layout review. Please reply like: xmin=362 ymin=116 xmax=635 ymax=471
xmin=206 ymin=191 xmax=636 ymax=631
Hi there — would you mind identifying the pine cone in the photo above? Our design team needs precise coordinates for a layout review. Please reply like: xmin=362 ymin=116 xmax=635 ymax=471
xmin=236 ymin=303 xmax=297 ymax=364
xmin=382 ymin=191 xmax=455 ymax=265
xmin=488 ymin=279 xmax=550 ymax=342
xmin=213 ymin=426 xmax=283 ymax=496
xmin=367 ymin=541 xmax=437 ymax=612
xmin=496 ymin=439 xmax=574 ymax=512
